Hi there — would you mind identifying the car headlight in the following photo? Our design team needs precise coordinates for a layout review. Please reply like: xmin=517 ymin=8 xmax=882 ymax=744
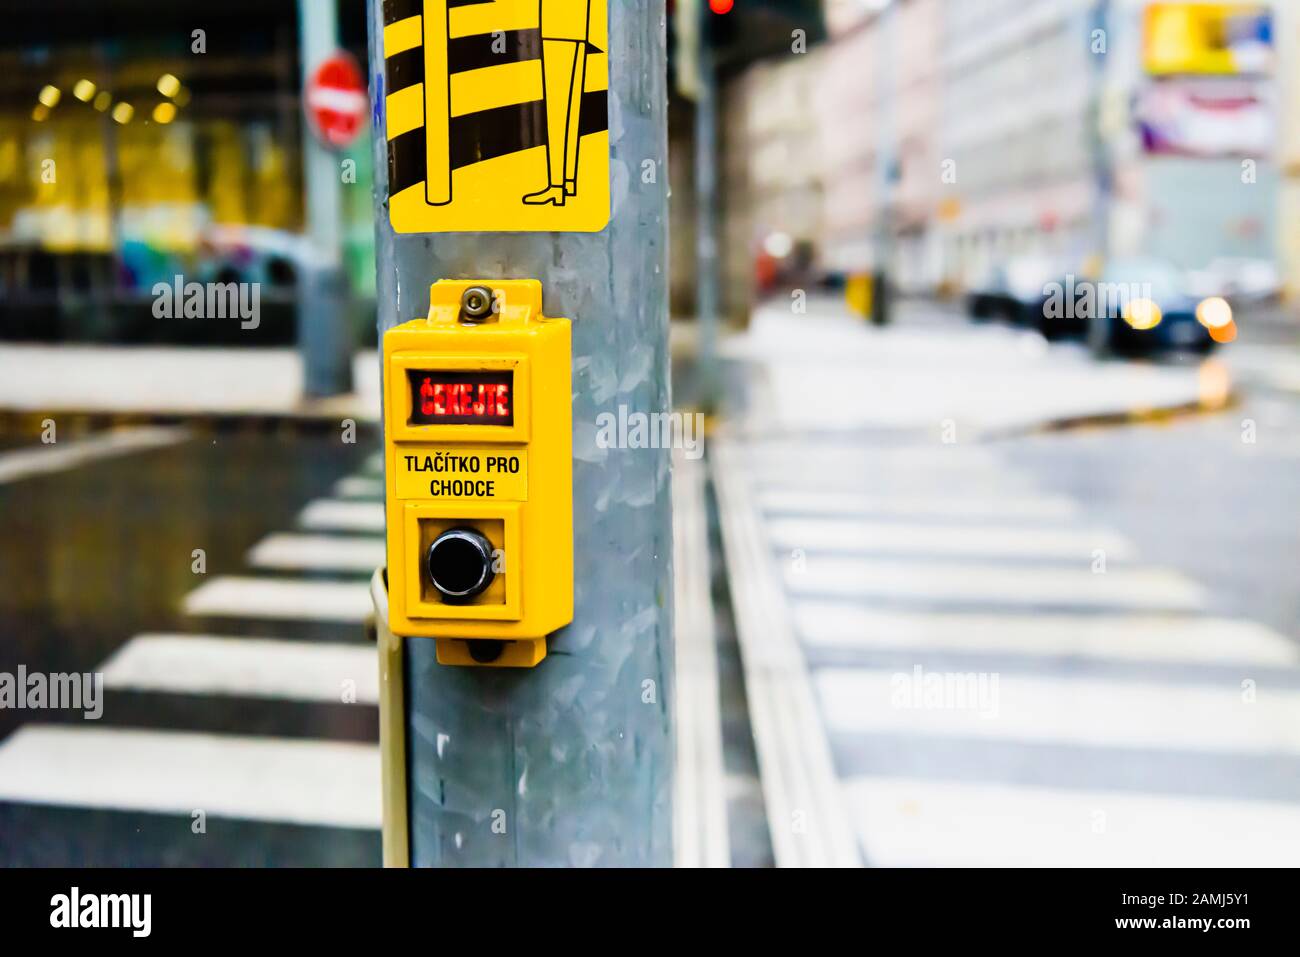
xmin=1196 ymin=296 xmax=1233 ymax=329
xmin=1122 ymin=298 xmax=1163 ymax=330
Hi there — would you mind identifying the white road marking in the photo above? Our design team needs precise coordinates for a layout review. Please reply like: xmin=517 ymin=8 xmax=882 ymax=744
xmin=0 ymin=427 xmax=187 ymax=485
xmin=793 ymin=603 xmax=1300 ymax=666
xmin=744 ymin=465 xmax=1042 ymax=495
xmin=0 ymin=725 xmax=380 ymax=829
xmin=246 ymin=533 xmax=385 ymax=572
xmin=183 ymin=577 xmax=372 ymax=622
xmin=100 ymin=634 xmax=378 ymax=704
xmin=333 ymin=475 xmax=384 ymax=499
xmin=758 ymin=489 xmax=1081 ymax=521
xmin=815 ymin=668 xmax=1300 ymax=755
xmin=767 ymin=517 xmax=1135 ymax=561
xmin=672 ymin=451 xmax=730 ymax=868
xmin=845 ymin=776 xmax=1300 ymax=867
xmin=712 ymin=441 xmax=861 ymax=867
xmin=297 ymin=499 xmax=385 ymax=533
xmin=784 ymin=557 xmax=1206 ymax=610
xmin=737 ymin=444 xmax=1003 ymax=470
xmin=0 ymin=345 xmax=380 ymax=420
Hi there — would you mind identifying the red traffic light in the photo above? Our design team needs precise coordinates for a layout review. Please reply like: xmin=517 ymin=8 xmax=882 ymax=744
xmin=709 ymin=0 xmax=734 ymax=13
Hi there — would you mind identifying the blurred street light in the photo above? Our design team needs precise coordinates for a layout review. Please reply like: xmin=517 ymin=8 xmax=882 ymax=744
xmin=156 ymin=73 xmax=181 ymax=98
xmin=1195 ymin=296 xmax=1233 ymax=330
xmin=764 ymin=232 xmax=794 ymax=259
xmin=1122 ymin=298 xmax=1163 ymax=331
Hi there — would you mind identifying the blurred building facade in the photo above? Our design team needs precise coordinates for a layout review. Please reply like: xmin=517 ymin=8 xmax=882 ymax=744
xmin=818 ymin=0 xmax=943 ymax=295
xmin=718 ymin=0 xmax=1294 ymax=312
xmin=1279 ymin=0 xmax=1300 ymax=300
xmin=938 ymin=0 xmax=1097 ymax=290
xmin=0 ymin=0 xmax=375 ymax=344
xmin=721 ymin=45 xmax=827 ymax=316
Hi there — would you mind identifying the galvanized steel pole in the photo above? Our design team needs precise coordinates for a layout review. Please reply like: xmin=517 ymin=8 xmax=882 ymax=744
xmin=366 ymin=0 xmax=674 ymax=867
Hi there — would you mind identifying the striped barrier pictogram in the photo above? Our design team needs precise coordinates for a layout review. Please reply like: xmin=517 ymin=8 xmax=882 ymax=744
xmin=381 ymin=0 xmax=609 ymax=224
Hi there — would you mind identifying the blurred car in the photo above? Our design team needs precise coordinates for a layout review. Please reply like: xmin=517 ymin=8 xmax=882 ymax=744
xmin=1186 ymin=256 xmax=1281 ymax=306
xmin=966 ymin=256 xmax=1060 ymax=326
xmin=1040 ymin=258 xmax=1224 ymax=355
xmin=198 ymin=224 xmax=308 ymax=291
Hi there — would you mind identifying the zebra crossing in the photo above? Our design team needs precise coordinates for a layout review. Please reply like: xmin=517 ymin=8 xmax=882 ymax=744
xmin=5 ymin=406 xmax=1293 ymax=866
xmin=0 ymin=441 xmax=728 ymax=867
xmin=0 ymin=450 xmax=390 ymax=865
xmin=713 ymin=435 xmax=1300 ymax=867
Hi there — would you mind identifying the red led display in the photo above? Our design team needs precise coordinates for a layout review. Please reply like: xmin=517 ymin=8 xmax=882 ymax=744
xmin=408 ymin=370 xmax=513 ymax=426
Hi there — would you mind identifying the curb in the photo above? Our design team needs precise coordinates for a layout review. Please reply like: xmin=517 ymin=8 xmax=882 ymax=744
xmin=0 ymin=408 xmax=381 ymax=437
xmin=977 ymin=391 xmax=1241 ymax=442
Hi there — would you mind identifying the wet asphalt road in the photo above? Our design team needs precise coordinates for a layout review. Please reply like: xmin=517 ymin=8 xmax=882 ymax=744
xmin=0 ymin=427 xmax=382 ymax=865
xmin=0 ymin=315 xmax=1297 ymax=865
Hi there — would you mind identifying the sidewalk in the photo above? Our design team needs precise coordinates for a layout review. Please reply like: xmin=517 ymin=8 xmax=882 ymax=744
xmin=1 ymin=299 xmax=1245 ymax=431
xmin=1223 ymin=345 xmax=1300 ymax=395
xmin=708 ymin=369 xmax=1300 ymax=866
xmin=719 ymin=298 xmax=1235 ymax=439
xmin=0 ymin=345 xmax=381 ymax=422
xmin=0 ymin=329 xmax=708 ymax=423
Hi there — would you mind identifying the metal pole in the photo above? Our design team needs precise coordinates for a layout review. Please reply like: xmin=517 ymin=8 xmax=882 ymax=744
xmin=366 ymin=0 xmax=674 ymax=867
xmin=1087 ymin=0 xmax=1113 ymax=356
xmin=871 ymin=0 xmax=898 ymax=325
xmin=298 ymin=0 xmax=354 ymax=396
xmin=695 ymin=10 xmax=720 ymax=410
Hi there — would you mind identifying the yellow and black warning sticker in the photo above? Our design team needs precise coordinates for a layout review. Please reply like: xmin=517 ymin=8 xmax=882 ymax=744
xmin=396 ymin=447 xmax=529 ymax=501
xmin=382 ymin=0 xmax=609 ymax=233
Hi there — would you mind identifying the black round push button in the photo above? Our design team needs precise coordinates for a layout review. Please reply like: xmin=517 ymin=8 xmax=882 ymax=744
xmin=426 ymin=527 xmax=495 ymax=602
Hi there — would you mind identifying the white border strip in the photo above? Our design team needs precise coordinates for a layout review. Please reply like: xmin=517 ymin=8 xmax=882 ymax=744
xmin=0 ymin=427 xmax=187 ymax=485
xmin=672 ymin=452 xmax=730 ymax=868
xmin=247 ymin=533 xmax=385 ymax=572
xmin=100 ymin=633 xmax=379 ymax=704
xmin=816 ymin=668 xmax=1300 ymax=755
xmin=844 ymin=776 xmax=1300 ymax=867
xmin=333 ymin=475 xmax=384 ymax=499
xmin=758 ymin=488 xmax=1080 ymax=521
xmin=713 ymin=439 xmax=861 ymax=867
xmin=0 ymin=724 xmax=380 ymax=829
xmin=766 ymin=517 xmax=1136 ymax=561
xmin=298 ymin=499 xmax=385 ymax=533
xmin=183 ymin=577 xmax=372 ymax=622
xmin=792 ymin=603 xmax=1299 ymax=666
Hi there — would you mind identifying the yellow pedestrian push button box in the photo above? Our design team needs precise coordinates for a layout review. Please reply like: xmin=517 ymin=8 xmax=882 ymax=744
xmin=382 ymin=279 xmax=572 ymax=668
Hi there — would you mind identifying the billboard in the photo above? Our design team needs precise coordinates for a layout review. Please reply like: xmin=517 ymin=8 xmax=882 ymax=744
xmin=1135 ymin=78 xmax=1274 ymax=156
xmin=1143 ymin=3 xmax=1273 ymax=76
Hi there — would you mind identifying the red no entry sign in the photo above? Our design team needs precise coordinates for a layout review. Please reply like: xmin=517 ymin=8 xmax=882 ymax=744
xmin=306 ymin=52 xmax=367 ymax=149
